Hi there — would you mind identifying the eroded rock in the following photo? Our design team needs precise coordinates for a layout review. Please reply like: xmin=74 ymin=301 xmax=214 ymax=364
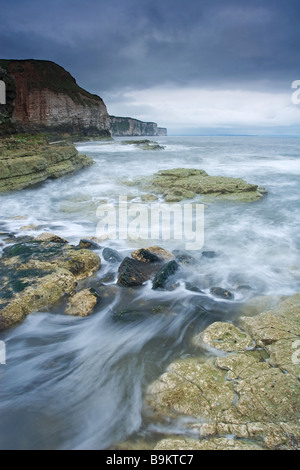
xmin=65 ymin=288 xmax=100 ymax=317
xmin=145 ymin=294 xmax=300 ymax=450
xmin=126 ymin=167 xmax=266 ymax=203
xmin=192 ymin=322 xmax=254 ymax=352
xmin=0 ymin=236 xmax=101 ymax=329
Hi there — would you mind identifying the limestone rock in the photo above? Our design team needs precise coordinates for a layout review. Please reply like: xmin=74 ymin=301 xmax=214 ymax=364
xmin=192 ymin=322 xmax=255 ymax=352
xmin=146 ymin=294 xmax=300 ymax=450
xmin=0 ymin=135 xmax=94 ymax=193
xmin=65 ymin=288 xmax=99 ymax=317
xmin=0 ymin=236 xmax=101 ymax=329
xmin=131 ymin=167 xmax=266 ymax=203
xmin=154 ymin=437 xmax=264 ymax=451
xmin=35 ymin=232 xmax=68 ymax=243
xmin=0 ymin=268 xmax=77 ymax=330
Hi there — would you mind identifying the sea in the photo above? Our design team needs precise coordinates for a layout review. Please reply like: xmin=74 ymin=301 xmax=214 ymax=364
xmin=0 ymin=136 xmax=299 ymax=449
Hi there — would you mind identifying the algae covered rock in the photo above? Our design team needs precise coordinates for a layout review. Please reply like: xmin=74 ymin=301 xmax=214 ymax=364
xmin=145 ymin=294 xmax=300 ymax=450
xmin=65 ymin=288 xmax=100 ymax=317
xmin=129 ymin=167 xmax=266 ymax=203
xmin=239 ymin=294 xmax=300 ymax=378
xmin=192 ymin=321 xmax=254 ymax=353
xmin=0 ymin=135 xmax=94 ymax=193
xmin=117 ymin=246 xmax=176 ymax=288
xmin=0 ymin=235 xmax=101 ymax=330
xmin=154 ymin=437 xmax=264 ymax=451
xmin=0 ymin=268 xmax=77 ymax=330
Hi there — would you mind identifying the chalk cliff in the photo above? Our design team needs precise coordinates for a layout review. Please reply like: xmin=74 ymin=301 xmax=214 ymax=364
xmin=110 ymin=116 xmax=167 ymax=137
xmin=0 ymin=59 xmax=111 ymax=138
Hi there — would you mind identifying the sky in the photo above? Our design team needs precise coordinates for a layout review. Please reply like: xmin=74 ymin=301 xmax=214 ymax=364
xmin=1 ymin=0 xmax=300 ymax=135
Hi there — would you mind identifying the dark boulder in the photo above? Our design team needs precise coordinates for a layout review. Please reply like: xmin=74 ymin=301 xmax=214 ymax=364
xmin=152 ymin=260 xmax=180 ymax=290
xmin=102 ymin=247 xmax=123 ymax=264
xmin=210 ymin=287 xmax=234 ymax=300
xmin=117 ymin=257 xmax=150 ymax=287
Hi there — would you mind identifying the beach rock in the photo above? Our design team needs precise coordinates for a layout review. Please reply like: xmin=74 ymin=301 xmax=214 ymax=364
xmin=154 ymin=437 xmax=264 ymax=451
xmin=102 ymin=247 xmax=123 ymax=264
xmin=0 ymin=135 xmax=94 ymax=193
xmin=140 ymin=246 xmax=175 ymax=262
xmin=133 ymin=167 xmax=266 ymax=203
xmin=117 ymin=247 xmax=176 ymax=288
xmin=131 ymin=248 xmax=161 ymax=263
xmin=145 ymin=294 xmax=300 ymax=450
xmin=117 ymin=257 xmax=150 ymax=287
xmin=239 ymin=294 xmax=300 ymax=378
xmin=35 ymin=232 xmax=68 ymax=243
xmin=173 ymin=250 xmax=197 ymax=265
xmin=210 ymin=287 xmax=234 ymax=300
xmin=79 ymin=239 xmax=101 ymax=250
xmin=184 ymin=282 xmax=204 ymax=293
xmin=141 ymin=194 xmax=158 ymax=202
xmin=121 ymin=139 xmax=165 ymax=150
xmin=192 ymin=322 xmax=254 ymax=352
xmin=65 ymin=288 xmax=100 ymax=317
xmin=0 ymin=236 xmax=101 ymax=329
xmin=0 ymin=268 xmax=77 ymax=330
xmin=152 ymin=260 xmax=180 ymax=290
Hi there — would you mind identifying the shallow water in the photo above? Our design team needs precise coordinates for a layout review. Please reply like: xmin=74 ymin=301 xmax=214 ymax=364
xmin=0 ymin=136 xmax=299 ymax=449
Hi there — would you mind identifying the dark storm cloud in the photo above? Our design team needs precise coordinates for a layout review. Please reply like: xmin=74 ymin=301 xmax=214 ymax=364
xmin=1 ymin=0 xmax=300 ymax=96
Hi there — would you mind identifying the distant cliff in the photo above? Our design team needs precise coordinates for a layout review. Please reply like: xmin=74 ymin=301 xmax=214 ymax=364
xmin=110 ymin=116 xmax=167 ymax=137
xmin=0 ymin=59 xmax=111 ymax=138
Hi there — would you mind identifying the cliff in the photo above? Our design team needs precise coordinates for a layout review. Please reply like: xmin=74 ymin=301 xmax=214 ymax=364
xmin=110 ymin=116 xmax=167 ymax=137
xmin=0 ymin=65 xmax=17 ymax=135
xmin=0 ymin=59 xmax=111 ymax=138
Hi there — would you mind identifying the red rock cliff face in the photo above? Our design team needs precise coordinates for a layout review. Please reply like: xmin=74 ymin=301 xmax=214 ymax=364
xmin=0 ymin=60 xmax=110 ymax=137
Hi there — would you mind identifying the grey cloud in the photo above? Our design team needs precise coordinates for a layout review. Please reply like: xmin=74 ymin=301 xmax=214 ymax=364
xmin=1 ymin=0 xmax=300 ymax=95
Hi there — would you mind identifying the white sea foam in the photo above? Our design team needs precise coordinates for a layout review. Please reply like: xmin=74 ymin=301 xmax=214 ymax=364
xmin=0 ymin=136 xmax=299 ymax=449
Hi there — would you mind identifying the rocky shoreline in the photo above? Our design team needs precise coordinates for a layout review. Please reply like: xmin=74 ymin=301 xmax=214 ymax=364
xmin=0 ymin=134 xmax=94 ymax=193
xmin=146 ymin=293 xmax=300 ymax=450
xmin=125 ymin=167 xmax=267 ymax=203
xmin=0 ymin=227 xmax=299 ymax=449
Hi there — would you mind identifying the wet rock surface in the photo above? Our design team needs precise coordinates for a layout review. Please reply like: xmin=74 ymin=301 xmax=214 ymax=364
xmin=125 ymin=167 xmax=266 ymax=203
xmin=65 ymin=288 xmax=100 ymax=317
xmin=152 ymin=260 xmax=180 ymax=290
xmin=0 ymin=135 xmax=94 ymax=193
xmin=146 ymin=294 xmax=300 ymax=450
xmin=0 ymin=233 xmax=101 ymax=329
